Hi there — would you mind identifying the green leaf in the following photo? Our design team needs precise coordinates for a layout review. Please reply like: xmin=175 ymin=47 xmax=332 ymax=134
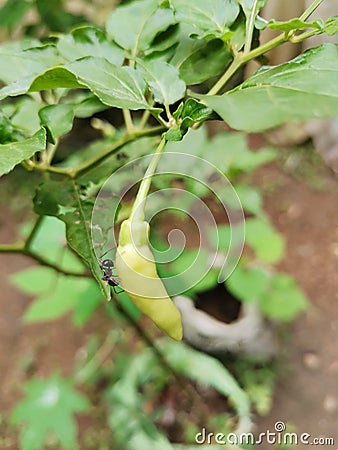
xmin=161 ymin=341 xmax=251 ymax=431
xmin=171 ymin=0 xmax=240 ymax=39
xmin=0 ymin=44 xmax=64 ymax=85
xmin=0 ymin=128 xmax=46 ymax=176
xmin=21 ymin=216 xmax=85 ymax=274
xmin=11 ymin=267 xmax=57 ymax=296
xmin=33 ymin=179 xmax=110 ymax=299
xmin=234 ymin=184 xmax=263 ymax=215
xmin=137 ymin=59 xmax=186 ymax=105
xmin=29 ymin=66 xmax=85 ymax=91
xmin=164 ymin=128 xmax=183 ymax=141
xmin=0 ymin=111 xmax=15 ymax=144
xmin=245 ymin=217 xmax=285 ymax=264
xmin=108 ymin=342 xmax=251 ymax=449
xmin=238 ymin=0 xmax=268 ymax=18
xmin=191 ymin=131 xmax=276 ymax=175
xmin=260 ymin=273 xmax=308 ymax=320
xmin=0 ymin=0 xmax=30 ymax=29
xmin=8 ymin=97 xmax=44 ymax=135
xmin=23 ymin=275 xmax=100 ymax=323
xmin=199 ymin=44 xmax=338 ymax=132
xmin=226 ymin=265 xmax=270 ymax=302
xmin=39 ymin=104 xmax=74 ymax=143
xmin=57 ymin=26 xmax=124 ymax=65
xmin=267 ymin=18 xmax=323 ymax=33
xmin=106 ymin=0 xmax=176 ymax=56
xmin=11 ymin=373 xmax=90 ymax=450
xmin=66 ymin=57 xmax=154 ymax=110
xmin=0 ymin=67 xmax=84 ymax=100
xmin=324 ymin=16 xmax=338 ymax=36
xmin=171 ymin=34 xmax=233 ymax=85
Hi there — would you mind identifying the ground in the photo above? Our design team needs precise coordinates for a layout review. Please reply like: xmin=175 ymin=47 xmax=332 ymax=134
xmin=0 ymin=146 xmax=337 ymax=449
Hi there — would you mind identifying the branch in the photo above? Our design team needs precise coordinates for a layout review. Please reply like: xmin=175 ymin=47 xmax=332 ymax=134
xmin=30 ymin=125 xmax=166 ymax=179
xmin=0 ymin=243 xmax=90 ymax=278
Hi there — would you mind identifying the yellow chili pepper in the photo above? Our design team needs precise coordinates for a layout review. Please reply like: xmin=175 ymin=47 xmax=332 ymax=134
xmin=116 ymin=218 xmax=183 ymax=341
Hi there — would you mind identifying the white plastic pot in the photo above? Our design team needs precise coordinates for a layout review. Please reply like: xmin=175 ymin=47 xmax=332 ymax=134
xmin=174 ymin=295 xmax=277 ymax=360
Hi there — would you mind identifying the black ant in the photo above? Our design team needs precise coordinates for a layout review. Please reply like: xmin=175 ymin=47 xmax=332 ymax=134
xmin=98 ymin=249 xmax=123 ymax=294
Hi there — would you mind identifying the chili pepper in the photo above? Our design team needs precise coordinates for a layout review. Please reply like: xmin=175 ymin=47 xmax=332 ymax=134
xmin=116 ymin=218 xmax=183 ymax=341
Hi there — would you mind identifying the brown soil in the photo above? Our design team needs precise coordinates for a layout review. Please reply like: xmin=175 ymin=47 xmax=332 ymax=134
xmin=0 ymin=150 xmax=337 ymax=449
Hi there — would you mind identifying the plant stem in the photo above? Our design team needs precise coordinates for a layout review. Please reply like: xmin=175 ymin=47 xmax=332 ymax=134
xmin=0 ymin=243 xmax=90 ymax=277
xmin=299 ymin=0 xmax=324 ymax=21
xmin=130 ymin=137 xmax=166 ymax=223
xmin=139 ymin=109 xmax=152 ymax=129
xmin=290 ymin=28 xmax=321 ymax=43
xmin=29 ymin=125 xmax=165 ymax=178
xmin=206 ymin=0 xmax=327 ymax=97
xmin=25 ymin=215 xmax=43 ymax=249
xmin=122 ymin=109 xmax=134 ymax=133
xmin=75 ymin=332 xmax=116 ymax=383
xmin=73 ymin=125 xmax=165 ymax=179
xmin=243 ymin=0 xmax=259 ymax=55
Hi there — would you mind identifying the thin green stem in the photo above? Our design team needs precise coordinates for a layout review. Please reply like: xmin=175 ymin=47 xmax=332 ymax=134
xmin=73 ymin=125 xmax=165 ymax=179
xmin=0 ymin=243 xmax=25 ymax=253
xmin=299 ymin=0 xmax=324 ymax=21
xmin=139 ymin=109 xmax=152 ymax=130
xmin=130 ymin=137 xmax=166 ymax=223
xmin=122 ymin=109 xmax=134 ymax=133
xmin=206 ymin=0 xmax=327 ymax=97
xmin=244 ymin=0 xmax=259 ymax=55
xmin=29 ymin=125 xmax=165 ymax=179
xmin=290 ymin=28 xmax=321 ymax=43
xmin=0 ymin=243 xmax=90 ymax=277
xmin=75 ymin=332 xmax=116 ymax=383
xmin=25 ymin=215 xmax=43 ymax=249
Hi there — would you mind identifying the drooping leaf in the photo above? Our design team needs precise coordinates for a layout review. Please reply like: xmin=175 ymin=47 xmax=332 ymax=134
xmin=11 ymin=373 xmax=90 ymax=450
xmin=137 ymin=59 xmax=186 ymax=105
xmin=245 ymin=217 xmax=285 ymax=264
xmin=198 ymin=44 xmax=338 ymax=131
xmin=39 ymin=104 xmax=74 ymax=143
xmin=33 ymin=179 xmax=110 ymax=299
xmin=106 ymin=0 xmax=176 ymax=57
xmin=57 ymin=26 xmax=124 ymax=65
xmin=171 ymin=0 xmax=240 ymax=39
xmin=0 ymin=128 xmax=46 ymax=176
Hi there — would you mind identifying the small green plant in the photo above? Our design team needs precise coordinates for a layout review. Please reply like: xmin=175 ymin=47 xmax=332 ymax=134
xmin=0 ymin=0 xmax=337 ymax=448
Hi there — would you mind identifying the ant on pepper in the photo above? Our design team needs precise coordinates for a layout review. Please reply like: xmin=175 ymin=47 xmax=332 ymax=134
xmin=98 ymin=248 xmax=123 ymax=294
